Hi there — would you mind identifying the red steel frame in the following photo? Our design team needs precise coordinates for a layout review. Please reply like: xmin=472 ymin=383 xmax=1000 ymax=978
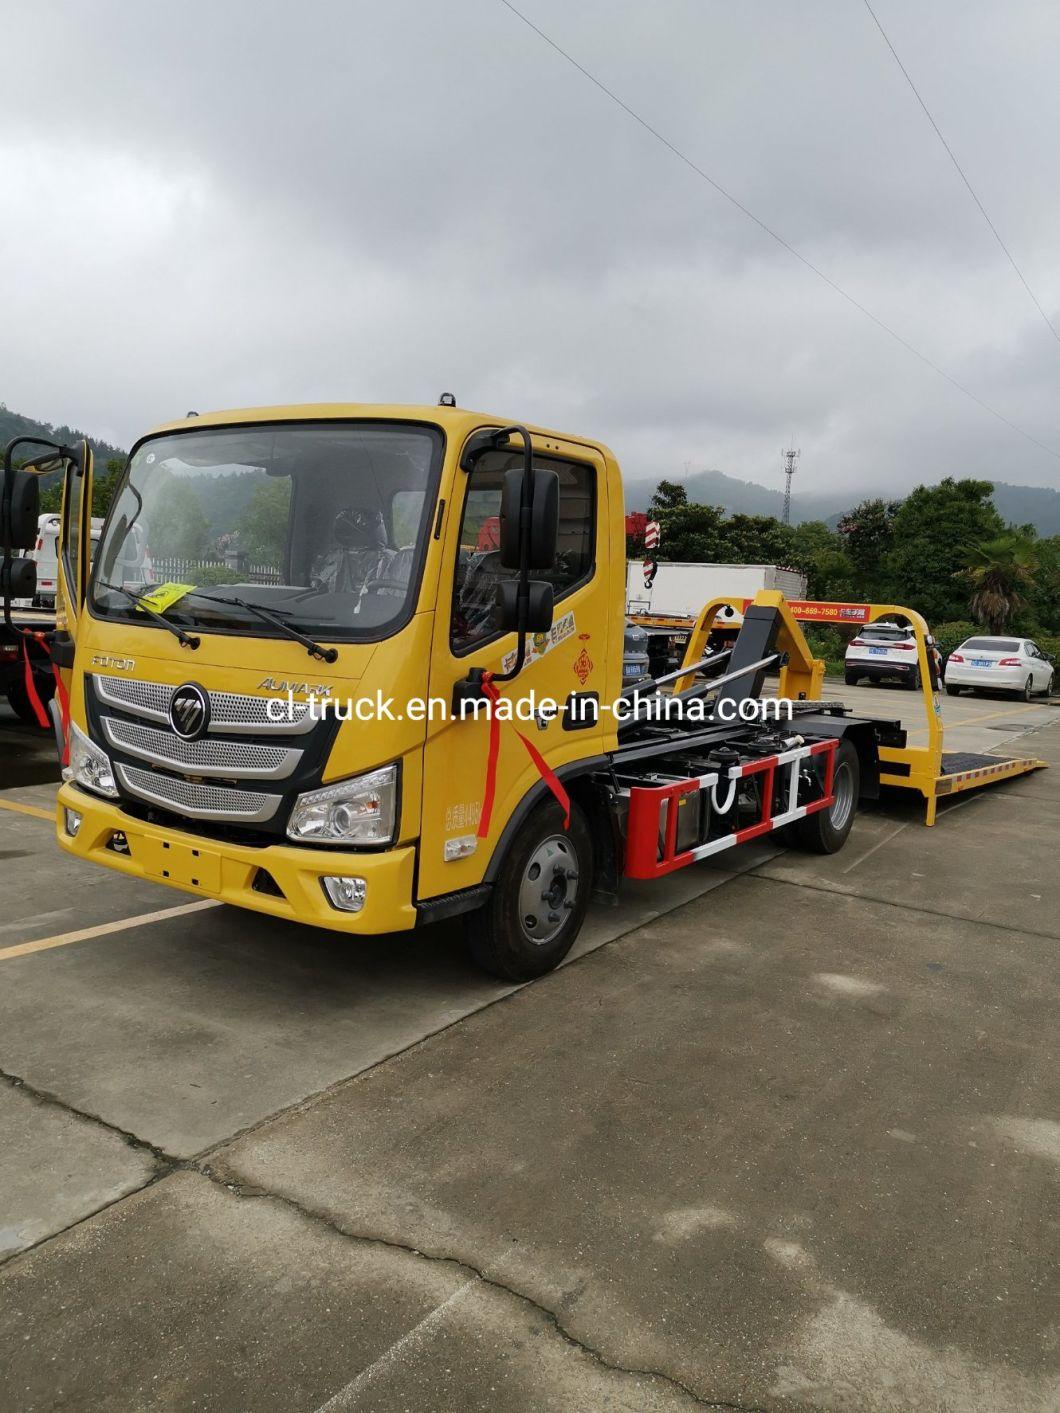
xmin=624 ymin=738 xmax=838 ymax=880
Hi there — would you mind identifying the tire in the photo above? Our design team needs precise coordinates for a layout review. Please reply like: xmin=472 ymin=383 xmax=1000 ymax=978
xmin=945 ymin=684 xmax=961 ymax=697
xmin=465 ymin=798 xmax=593 ymax=981
xmin=905 ymin=668 xmax=921 ymax=691
xmin=5 ymin=674 xmax=55 ymax=728
xmin=790 ymin=739 xmax=860 ymax=855
xmin=844 ymin=671 xmax=858 ymax=686
xmin=1020 ymin=675 xmax=1033 ymax=703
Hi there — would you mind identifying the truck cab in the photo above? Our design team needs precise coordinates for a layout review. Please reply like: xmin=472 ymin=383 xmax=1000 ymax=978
xmin=45 ymin=404 xmax=629 ymax=975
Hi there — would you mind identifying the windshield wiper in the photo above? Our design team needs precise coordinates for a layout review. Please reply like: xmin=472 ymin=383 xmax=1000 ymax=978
xmin=97 ymin=582 xmax=200 ymax=650
xmin=183 ymin=591 xmax=338 ymax=663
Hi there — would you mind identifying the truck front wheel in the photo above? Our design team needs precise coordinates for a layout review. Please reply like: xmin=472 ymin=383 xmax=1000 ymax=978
xmin=6 ymin=675 xmax=54 ymax=728
xmin=467 ymin=798 xmax=593 ymax=981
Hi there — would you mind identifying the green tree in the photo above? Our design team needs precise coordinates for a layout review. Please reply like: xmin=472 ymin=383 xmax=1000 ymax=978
xmin=654 ymin=502 xmax=727 ymax=562
xmin=961 ymin=532 xmax=1039 ymax=635
xmin=93 ymin=457 xmax=125 ymax=518
xmin=648 ymin=480 xmax=688 ymax=515
xmin=239 ymin=477 xmax=291 ymax=566
xmin=717 ymin=513 xmax=796 ymax=565
xmin=1028 ymin=535 xmax=1060 ymax=633
xmin=149 ymin=478 xmax=211 ymax=558
xmin=836 ymin=498 xmax=899 ymax=597
xmin=881 ymin=479 xmax=1003 ymax=623
xmin=39 ymin=480 xmax=62 ymax=514
xmin=788 ymin=520 xmax=855 ymax=600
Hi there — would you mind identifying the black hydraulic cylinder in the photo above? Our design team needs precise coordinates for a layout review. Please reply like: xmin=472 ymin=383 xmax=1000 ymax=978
xmin=711 ymin=606 xmax=782 ymax=715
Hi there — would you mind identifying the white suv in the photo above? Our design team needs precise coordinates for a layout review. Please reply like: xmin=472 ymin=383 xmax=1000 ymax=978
xmin=844 ymin=622 xmax=922 ymax=689
xmin=944 ymin=636 xmax=1054 ymax=700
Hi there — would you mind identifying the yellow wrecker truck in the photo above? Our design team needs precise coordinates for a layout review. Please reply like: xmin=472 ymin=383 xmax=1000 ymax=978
xmin=1 ymin=402 xmax=890 ymax=978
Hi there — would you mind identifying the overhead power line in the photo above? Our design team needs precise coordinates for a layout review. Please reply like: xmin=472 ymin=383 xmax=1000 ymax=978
xmin=862 ymin=0 xmax=1060 ymax=345
xmin=495 ymin=0 xmax=1060 ymax=462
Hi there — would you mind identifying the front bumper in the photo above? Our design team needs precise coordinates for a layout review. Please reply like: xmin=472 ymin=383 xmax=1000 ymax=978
xmin=944 ymin=666 xmax=1025 ymax=691
xmin=56 ymin=782 xmax=418 ymax=933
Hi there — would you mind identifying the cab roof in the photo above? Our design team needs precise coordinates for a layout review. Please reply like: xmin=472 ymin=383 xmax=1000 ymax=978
xmin=145 ymin=402 xmax=615 ymax=462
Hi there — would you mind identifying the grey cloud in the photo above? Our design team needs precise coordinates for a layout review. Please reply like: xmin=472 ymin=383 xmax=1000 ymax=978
xmin=3 ymin=0 xmax=1059 ymax=498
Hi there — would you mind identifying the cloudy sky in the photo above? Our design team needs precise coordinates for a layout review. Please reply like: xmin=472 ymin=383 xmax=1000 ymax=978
xmin=3 ymin=0 xmax=1059 ymax=497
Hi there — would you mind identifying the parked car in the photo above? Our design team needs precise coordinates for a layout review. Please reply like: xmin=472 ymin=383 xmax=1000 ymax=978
xmin=844 ymin=621 xmax=922 ymax=689
xmin=622 ymin=620 xmax=652 ymax=688
xmin=944 ymin=636 xmax=1054 ymax=700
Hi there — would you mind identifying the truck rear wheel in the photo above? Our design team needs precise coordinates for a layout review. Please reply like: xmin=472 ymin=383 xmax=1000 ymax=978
xmin=790 ymin=739 xmax=859 ymax=854
xmin=466 ymin=798 xmax=592 ymax=981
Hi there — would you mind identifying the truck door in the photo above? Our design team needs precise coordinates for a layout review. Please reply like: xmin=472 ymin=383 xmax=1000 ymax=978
xmin=418 ymin=435 xmax=611 ymax=903
xmin=53 ymin=439 xmax=94 ymax=678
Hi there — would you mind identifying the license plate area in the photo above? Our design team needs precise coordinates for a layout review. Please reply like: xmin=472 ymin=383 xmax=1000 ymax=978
xmin=136 ymin=836 xmax=221 ymax=890
xmin=972 ymin=658 xmax=991 ymax=667
xmin=869 ymin=646 xmax=887 ymax=655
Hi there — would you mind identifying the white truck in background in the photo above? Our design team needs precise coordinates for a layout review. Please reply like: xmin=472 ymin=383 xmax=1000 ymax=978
xmin=626 ymin=561 xmax=809 ymax=677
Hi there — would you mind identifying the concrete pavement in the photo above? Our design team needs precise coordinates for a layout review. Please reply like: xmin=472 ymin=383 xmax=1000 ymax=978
xmin=0 ymin=693 xmax=1056 ymax=1410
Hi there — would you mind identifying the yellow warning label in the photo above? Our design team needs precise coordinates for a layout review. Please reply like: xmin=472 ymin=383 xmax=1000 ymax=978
xmin=135 ymin=583 xmax=196 ymax=614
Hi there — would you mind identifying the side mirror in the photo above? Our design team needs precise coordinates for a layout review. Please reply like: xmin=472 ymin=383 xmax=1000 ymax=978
xmin=2 ymin=470 xmax=40 ymax=549
xmin=528 ymin=469 xmax=559 ymax=570
xmin=498 ymin=466 xmax=559 ymax=571
xmin=494 ymin=580 xmax=554 ymax=634
xmin=498 ymin=468 xmax=523 ymax=570
xmin=1 ymin=557 xmax=36 ymax=600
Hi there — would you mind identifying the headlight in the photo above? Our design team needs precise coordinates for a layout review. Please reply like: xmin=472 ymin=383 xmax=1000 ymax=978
xmin=287 ymin=764 xmax=397 ymax=845
xmin=69 ymin=722 xmax=118 ymax=799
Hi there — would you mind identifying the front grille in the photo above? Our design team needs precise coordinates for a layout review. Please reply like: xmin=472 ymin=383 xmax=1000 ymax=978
xmin=209 ymin=687 xmax=314 ymax=734
xmin=101 ymin=717 xmax=301 ymax=780
xmin=115 ymin=763 xmax=281 ymax=822
xmin=95 ymin=675 xmax=172 ymax=723
xmin=94 ymin=675 xmax=316 ymax=735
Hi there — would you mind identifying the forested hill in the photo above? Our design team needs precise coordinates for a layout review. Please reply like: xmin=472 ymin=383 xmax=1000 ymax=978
xmin=5 ymin=399 xmax=1060 ymax=535
xmin=0 ymin=402 xmax=125 ymax=464
xmin=625 ymin=466 xmax=1060 ymax=536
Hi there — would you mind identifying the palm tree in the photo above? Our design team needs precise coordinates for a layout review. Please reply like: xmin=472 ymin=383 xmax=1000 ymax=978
xmin=961 ymin=533 xmax=1038 ymax=635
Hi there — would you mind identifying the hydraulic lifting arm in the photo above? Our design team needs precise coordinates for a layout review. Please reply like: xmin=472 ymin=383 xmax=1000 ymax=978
xmin=674 ymin=589 xmax=1044 ymax=825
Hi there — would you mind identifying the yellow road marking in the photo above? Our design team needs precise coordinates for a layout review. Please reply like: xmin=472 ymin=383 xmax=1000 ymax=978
xmin=0 ymin=798 xmax=54 ymax=822
xmin=0 ymin=899 xmax=221 ymax=962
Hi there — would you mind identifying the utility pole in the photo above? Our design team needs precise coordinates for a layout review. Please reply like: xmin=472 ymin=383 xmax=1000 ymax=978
xmin=781 ymin=441 xmax=800 ymax=525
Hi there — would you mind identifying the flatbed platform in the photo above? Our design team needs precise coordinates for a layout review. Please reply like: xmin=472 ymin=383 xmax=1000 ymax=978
xmin=935 ymin=749 xmax=1047 ymax=799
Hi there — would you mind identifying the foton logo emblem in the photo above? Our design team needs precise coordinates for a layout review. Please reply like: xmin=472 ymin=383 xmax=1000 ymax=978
xmin=169 ymin=683 xmax=210 ymax=740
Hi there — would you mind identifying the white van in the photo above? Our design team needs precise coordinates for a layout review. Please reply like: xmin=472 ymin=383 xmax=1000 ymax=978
xmin=14 ymin=513 xmax=105 ymax=610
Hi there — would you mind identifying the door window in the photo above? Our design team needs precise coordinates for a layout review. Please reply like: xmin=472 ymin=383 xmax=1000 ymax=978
xmin=451 ymin=450 xmax=595 ymax=654
xmin=61 ymin=462 xmax=86 ymax=605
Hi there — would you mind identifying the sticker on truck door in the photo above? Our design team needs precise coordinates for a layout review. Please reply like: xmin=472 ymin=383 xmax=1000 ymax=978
xmin=500 ymin=610 xmax=576 ymax=674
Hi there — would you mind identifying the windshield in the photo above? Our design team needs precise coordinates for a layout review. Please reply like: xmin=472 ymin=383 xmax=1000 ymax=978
xmin=91 ymin=422 xmax=442 ymax=642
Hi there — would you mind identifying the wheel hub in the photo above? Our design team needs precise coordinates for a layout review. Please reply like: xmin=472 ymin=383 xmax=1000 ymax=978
xmin=829 ymin=759 xmax=855 ymax=831
xmin=518 ymin=835 xmax=579 ymax=945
